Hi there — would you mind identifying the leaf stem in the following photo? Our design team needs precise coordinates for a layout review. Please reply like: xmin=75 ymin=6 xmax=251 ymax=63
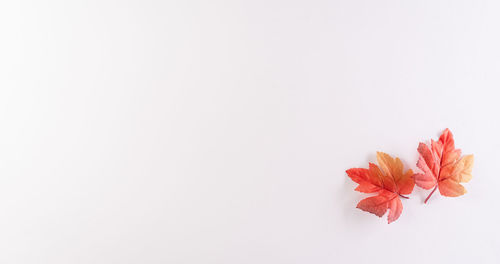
xmin=424 ymin=186 xmax=438 ymax=204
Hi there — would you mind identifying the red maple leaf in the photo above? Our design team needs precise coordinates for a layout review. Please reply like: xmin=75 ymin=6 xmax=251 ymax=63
xmin=346 ymin=152 xmax=415 ymax=223
xmin=414 ymin=128 xmax=474 ymax=203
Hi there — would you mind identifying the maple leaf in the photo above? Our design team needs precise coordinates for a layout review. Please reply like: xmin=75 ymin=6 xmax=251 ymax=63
xmin=414 ymin=128 xmax=474 ymax=203
xmin=346 ymin=152 xmax=415 ymax=223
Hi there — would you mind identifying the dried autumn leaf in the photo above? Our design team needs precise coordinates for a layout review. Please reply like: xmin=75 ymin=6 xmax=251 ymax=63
xmin=346 ymin=152 xmax=415 ymax=223
xmin=414 ymin=128 xmax=474 ymax=203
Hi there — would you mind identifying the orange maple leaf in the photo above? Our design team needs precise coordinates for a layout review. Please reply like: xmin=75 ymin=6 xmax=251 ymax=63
xmin=414 ymin=128 xmax=474 ymax=203
xmin=346 ymin=152 xmax=415 ymax=223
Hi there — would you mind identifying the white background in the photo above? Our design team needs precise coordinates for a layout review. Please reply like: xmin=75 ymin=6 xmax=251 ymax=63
xmin=0 ymin=0 xmax=499 ymax=263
